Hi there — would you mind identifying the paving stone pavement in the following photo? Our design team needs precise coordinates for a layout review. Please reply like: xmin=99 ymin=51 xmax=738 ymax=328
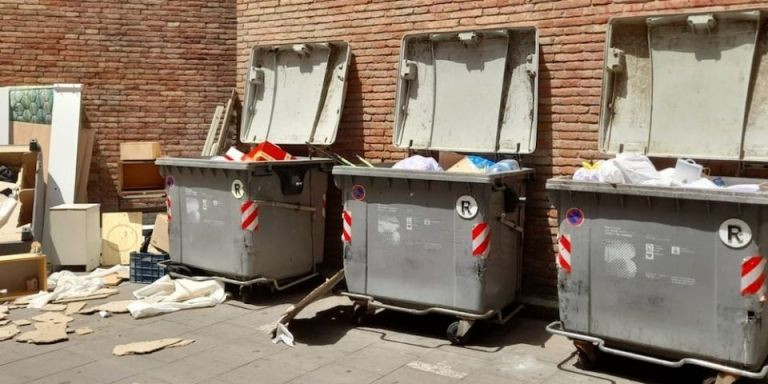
xmin=0 ymin=282 xmax=755 ymax=384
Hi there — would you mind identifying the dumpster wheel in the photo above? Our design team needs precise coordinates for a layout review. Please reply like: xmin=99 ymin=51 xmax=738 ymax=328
xmin=351 ymin=302 xmax=369 ymax=326
xmin=446 ymin=320 xmax=473 ymax=345
xmin=573 ymin=340 xmax=600 ymax=370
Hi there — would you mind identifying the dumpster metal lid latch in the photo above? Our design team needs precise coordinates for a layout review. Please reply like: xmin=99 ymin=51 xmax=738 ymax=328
xmin=687 ymin=14 xmax=716 ymax=34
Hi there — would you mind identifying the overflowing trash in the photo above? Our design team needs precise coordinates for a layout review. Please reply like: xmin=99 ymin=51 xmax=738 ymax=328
xmin=390 ymin=153 xmax=520 ymax=174
xmin=215 ymin=141 xmax=293 ymax=163
xmin=572 ymin=154 xmax=768 ymax=192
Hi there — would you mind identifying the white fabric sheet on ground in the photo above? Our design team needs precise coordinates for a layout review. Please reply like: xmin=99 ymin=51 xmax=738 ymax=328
xmin=128 ymin=276 xmax=227 ymax=319
xmin=21 ymin=265 xmax=129 ymax=309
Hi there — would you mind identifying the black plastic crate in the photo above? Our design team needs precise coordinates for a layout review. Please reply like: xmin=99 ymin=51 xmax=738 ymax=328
xmin=130 ymin=251 xmax=169 ymax=284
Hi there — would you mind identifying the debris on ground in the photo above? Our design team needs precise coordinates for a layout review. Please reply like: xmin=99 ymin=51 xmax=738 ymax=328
xmin=12 ymin=319 xmax=31 ymax=326
xmin=41 ymin=303 xmax=67 ymax=311
xmin=31 ymin=312 xmax=74 ymax=324
xmin=81 ymin=300 xmax=135 ymax=315
xmin=112 ymin=338 xmax=194 ymax=356
xmin=64 ymin=302 xmax=86 ymax=315
xmin=0 ymin=324 xmax=19 ymax=341
xmin=0 ymin=320 xmax=9 ymax=326
xmin=0 ymin=304 xmax=8 ymax=313
xmin=102 ymin=273 xmax=124 ymax=287
xmin=128 ymin=276 xmax=226 ymax=319
xmin=74 ymin=327 xmax=93 ymax=336
xmin=15 ymin=265 xmax=128 ymax=308
xmin=271 ymin=269 xmax=345 ymax=346
xmin=0 ymin=313 xmax=5 ymax=320
xmin=16 ymin=322 xmax=68 ymax=344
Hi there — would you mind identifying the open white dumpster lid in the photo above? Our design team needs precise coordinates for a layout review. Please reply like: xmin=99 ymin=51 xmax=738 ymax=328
xmin=392 ymin=27 xmax=539 ymax=154
xmin=240 ymin=41 xmax=350 ymax=146
xmin=599 ymin=9 xmax=768 ymax=162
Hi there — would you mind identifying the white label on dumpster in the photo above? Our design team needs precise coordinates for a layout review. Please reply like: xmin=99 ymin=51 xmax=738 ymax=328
xmin=719 ymin=218 xmax=752 ymax=249
xmin=456 ymin=195 xmax=478 ymax=219
xmin=231 ymin=179 xmax=245 ymax=199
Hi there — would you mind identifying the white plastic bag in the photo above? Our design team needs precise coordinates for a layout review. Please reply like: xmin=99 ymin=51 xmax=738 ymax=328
xmin=597 ymin=159 xmax=625 ymax=184
xmin=573 ymin=161 xmax=601 ymax=182
xmin=613 ymin=154 xmax=660 ymax=185
xmin=392 ymin=155 xmax=443 ymax=172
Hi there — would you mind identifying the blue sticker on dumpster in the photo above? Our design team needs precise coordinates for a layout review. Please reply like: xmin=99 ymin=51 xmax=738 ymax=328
xmin=351 ymin=185 xmax=366 ymax=201
xmin=566 ymin=208 xmax=584 ymax=227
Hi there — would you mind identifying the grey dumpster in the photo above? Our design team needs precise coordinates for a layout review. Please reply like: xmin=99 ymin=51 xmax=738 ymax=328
xmin=333 ymin=27 xmax=539 ymax=343
xmin=545 ymin=9 xmax=768 ymax=380
xmin=156 ymin=40 xmax=350 ymax=290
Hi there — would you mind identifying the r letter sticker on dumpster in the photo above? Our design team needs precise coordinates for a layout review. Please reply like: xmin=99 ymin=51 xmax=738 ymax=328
xmin=719 ymin=218 xmax=752 ymax=249
xmin=231 ymin=179 xmax=245 ymax=199
xmin=456 ymin=195 xmax=478 ymax=219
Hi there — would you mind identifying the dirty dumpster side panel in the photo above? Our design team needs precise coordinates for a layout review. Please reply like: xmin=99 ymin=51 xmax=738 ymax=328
xmin=551 ymin=182 xmax=768 ymax=368
xmin=339 ymin=172 xmax=527 ymax=314
xmin=162 ymin=163 xmax=327 ymax=281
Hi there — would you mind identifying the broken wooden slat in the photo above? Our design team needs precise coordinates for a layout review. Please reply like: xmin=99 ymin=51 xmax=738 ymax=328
xmin=211 ymin=89 xmax=237 ymax=156
xmin=202 ymin=105 xmax=224 ymax=156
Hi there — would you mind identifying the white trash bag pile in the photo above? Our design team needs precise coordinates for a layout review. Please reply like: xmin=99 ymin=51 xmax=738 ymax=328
xmin=573 ymin=154 xmax=768 ymax=192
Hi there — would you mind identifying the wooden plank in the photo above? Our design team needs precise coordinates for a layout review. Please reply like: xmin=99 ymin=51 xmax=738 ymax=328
xmin=11 ymin=122 xmax=51 ymax=183
xmin=202 ymin=105 xmax=224 ymax=156
xmin=212 ymin=90 xmax=237 ymax=156
xmin=101 ymin=212 xmax=142 ymax=265
xmin=75 ymin=129 xmax=95 ymax=203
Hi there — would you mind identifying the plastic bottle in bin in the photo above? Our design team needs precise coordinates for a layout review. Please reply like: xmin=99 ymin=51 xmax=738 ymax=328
xmin=489 ymin=159 xmax=520 ymax=173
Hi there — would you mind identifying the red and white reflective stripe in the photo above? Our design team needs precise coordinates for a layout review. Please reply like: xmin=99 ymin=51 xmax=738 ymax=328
xmin=240 ymin=201 xmax=259 ymax=231
xmin=165 ymin=197 xmax=172 ymax=221
xmin=322 ymin=193 xmax=326 ymax=218
xmin=342 ymin=210 xmax=352 ymax=243
xmin=741 ymin=255 xmax=766 ymax=296
xmin=471 ymin=222 xmax=491 ymax=258
xmin=557 ymin=234 xmax=572 ymax=273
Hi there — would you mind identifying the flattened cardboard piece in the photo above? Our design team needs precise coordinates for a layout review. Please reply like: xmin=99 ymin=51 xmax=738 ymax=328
xmin=12 ymin=319 xmax=30 ymax=326
xmin=74 ymin=327 xmax=93 ymax=336
xmin=41 ymin=303 xmax=67 ymax=311
xmin=102 ymin=274 xmax=123 ymax=287
xmin=112 ymin=338 xmax=185 ymax=356
xmin=53 ymin=288 xmax=119 ymax=304
xmin=0 ymin=324 xmax=19 ymax=341
xmin=0 ymin=304 xmax=8 ymax=313
xmin=16 ymin=321 xmax=68 ymax=344
xmin=65 ymin=302 xmax=86 ymax=315
xmin=101 ymin=212 xmax=142 ymax=265
xmin=81 ymin=300 xmax=134 ymax=315
xmin=0 ymin=320 xmax=9 ymax=326
xmin=149 ymin=214 xmax=169 ymax=253
xmin=31 ymin=312 xmax=74 ymax=324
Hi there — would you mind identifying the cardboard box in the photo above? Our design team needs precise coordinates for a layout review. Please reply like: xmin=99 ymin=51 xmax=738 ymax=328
xmin=0 ymin=253 xmax=47 ymax=301
xmin=49 ymin=204 xmax=100 ymax=271
xmin=119 ymin=142 xmax=162 ymax=161
xmin=150 ymin=214 xmax=169 ymax=253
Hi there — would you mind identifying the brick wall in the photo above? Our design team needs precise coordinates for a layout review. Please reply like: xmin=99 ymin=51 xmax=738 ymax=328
xmin=237 ymin=0 xmax=766 ymax=300
xmin=0 ymin=0 xmax=237 ymax=209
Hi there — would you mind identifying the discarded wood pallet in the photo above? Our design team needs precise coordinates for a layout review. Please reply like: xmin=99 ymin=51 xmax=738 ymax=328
xmin=202 ymin=89 xmax=237 ymax=157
